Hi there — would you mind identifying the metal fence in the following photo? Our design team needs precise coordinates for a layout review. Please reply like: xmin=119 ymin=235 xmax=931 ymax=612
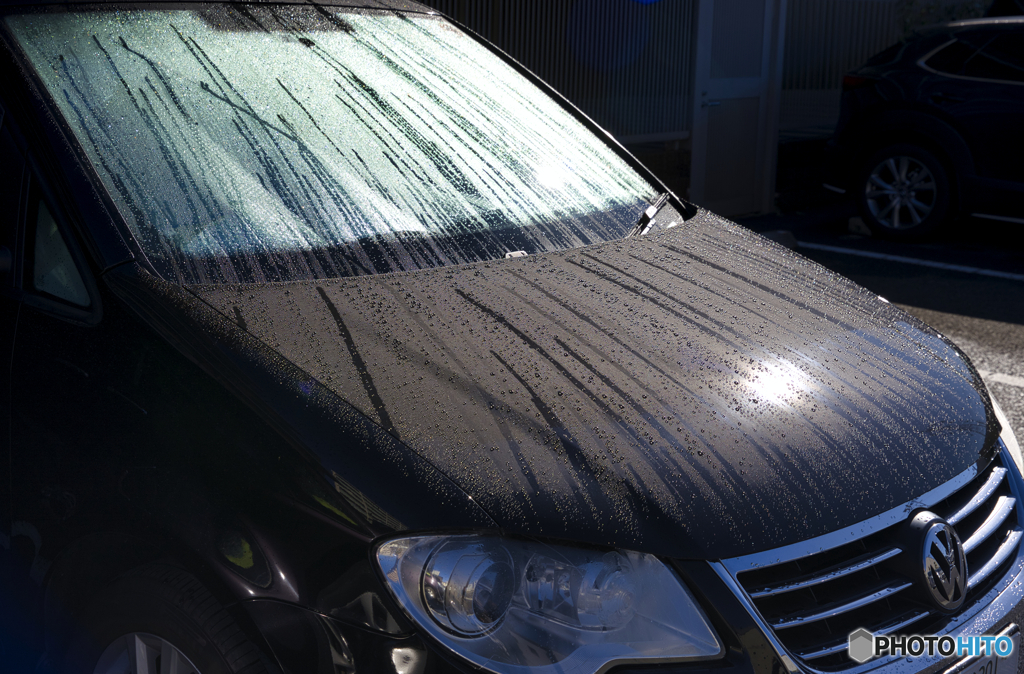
xmin=417 ymin=0 xmax=698 ymax=142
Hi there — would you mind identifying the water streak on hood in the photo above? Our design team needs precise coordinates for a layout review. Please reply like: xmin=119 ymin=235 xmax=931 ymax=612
xmin=191 ymin=211 xmax=994 ymax=558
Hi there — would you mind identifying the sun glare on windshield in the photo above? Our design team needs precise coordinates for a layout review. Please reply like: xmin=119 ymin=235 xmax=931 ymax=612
xmin=7 ymin=6 xmax=658 ymax=282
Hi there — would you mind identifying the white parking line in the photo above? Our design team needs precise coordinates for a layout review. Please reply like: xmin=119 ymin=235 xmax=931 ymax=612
xmin=980 ymin=370 xmax=1024 ymax=389
xmin=796 ymin=242 xmax=1024 ymax=282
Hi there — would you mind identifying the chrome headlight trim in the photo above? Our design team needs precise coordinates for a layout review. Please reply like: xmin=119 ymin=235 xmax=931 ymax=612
xmin=991 ymin=393 xmax=1023 ymax=475
xmin=375 ymin=534 xmax=723 ymax=674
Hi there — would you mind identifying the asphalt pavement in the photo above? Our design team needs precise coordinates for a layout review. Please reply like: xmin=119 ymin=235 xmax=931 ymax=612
xmin=734 ymin=138 xmax=1024 ymax=444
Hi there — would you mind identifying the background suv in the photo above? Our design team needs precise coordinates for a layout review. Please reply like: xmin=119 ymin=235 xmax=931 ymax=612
xmin=824 ymin=18 xmax=1024 ymax=239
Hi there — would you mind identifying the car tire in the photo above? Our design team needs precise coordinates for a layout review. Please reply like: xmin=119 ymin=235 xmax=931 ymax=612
xmin=62 ymin=563 xmax=269 ymax=674
xmin=857 ymin=143 xmax=952 ymax=240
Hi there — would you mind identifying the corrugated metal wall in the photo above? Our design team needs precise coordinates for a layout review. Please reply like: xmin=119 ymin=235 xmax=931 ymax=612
xmin=780 ymin=0 xmax=901 ymax=140
xmin=417 ymin=0 xmax=697 ymax=141
xmin=783 ymin=0 xmax=900 ymax=91
xmin=414 ymin=0 xmax=990 ymax=143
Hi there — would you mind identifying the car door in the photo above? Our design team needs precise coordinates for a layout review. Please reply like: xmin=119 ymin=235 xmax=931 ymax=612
xmin=922 ymin=28 xmax=1024 ymax=216
xmin=4 ymin=152 xmax=108 ymax=653
xmin=948 ymin=30 xmax=1024 ymax=185
xmin=1 ymin=101 xmax=107 ymax=661
xmin=1 ymin=55 xmax=200 ymax=658
xmin=0 ymin=95 xmax=33 ymax=667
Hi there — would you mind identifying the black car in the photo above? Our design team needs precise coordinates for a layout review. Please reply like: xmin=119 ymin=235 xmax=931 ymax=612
xmin=824 ymin=18 xmax=1024 ymax=239
xmin=2 ymin=3 xmax=1024 ymax=674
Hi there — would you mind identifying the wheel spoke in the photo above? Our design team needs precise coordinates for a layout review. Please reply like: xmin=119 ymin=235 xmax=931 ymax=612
xmin=869 ymin=174 xmax=895 ymax=190
xmin=161 ymin=638 xmax=176 ymax=674
xmin=908 ymin=168 xmax=933 ymax=187
xmin=909 ymin=197 xmax=933 ymax=215
xmin=898 ymin=156 xmax=910 ymax=182
xmin=877 ymin=198 xmax=897 ymax=222
xmin=129 ymin=635 xmax=150 ymax=674
xmin=885 ymin=158 xmax=900 ymax=181
xmin=906 ymin=201 xmax=923 ymax=225
xmin=892 ymin=203 xmax=902 ymax=229
xmin=865 ymin=189 xmax=894 ymax=199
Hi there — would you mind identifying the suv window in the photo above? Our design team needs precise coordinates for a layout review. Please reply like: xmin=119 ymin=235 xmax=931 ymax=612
xmin=925 ymin=40 xmax=976 ymax=75
xmin=926 ymin=31 xmax=1024 ymax=83
xmin=966 ymin=34 xmax=1024 ymax=83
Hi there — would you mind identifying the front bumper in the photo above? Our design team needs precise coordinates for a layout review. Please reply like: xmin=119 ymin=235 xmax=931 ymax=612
xmin=714 ymin=442 xmax=1024 ymax=674
xmin=713 ymin=550 xmax=1024 ymax=674
xmin=244 ymin=541 xmax=1024 ymax=674
xmin=246 ymin=445 xmax=1024 ymax=674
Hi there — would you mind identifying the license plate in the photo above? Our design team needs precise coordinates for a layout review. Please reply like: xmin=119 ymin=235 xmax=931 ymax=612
xmin=944 ymin=627 xmax=1020 ymax=674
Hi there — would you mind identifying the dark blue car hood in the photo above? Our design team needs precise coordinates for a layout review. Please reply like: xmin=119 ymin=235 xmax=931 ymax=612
xmin=190 ymin=211 xmax=997 ymax=559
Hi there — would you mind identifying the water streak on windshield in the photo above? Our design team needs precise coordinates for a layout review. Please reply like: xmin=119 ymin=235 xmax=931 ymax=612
xmin=8 ymin=6 xmax=658 ymax=282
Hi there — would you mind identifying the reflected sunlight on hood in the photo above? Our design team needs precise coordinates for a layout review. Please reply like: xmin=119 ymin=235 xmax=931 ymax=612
xmin=191 ymin=211 xmax=995 ymax=558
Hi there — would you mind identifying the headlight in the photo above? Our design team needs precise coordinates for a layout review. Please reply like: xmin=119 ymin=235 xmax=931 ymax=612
xmin=376 ymin=534 xmax=722 ymax=674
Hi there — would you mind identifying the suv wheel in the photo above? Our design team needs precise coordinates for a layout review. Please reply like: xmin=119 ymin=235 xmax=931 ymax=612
xmin=858 ymin=143 xmax=952 ymax=240
xmin=62 ymin=564 xmax=268 ymax=674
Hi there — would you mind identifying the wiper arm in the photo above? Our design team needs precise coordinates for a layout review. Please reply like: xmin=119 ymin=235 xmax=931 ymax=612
xmin=626 ymin=193 xmax=671 ymax=238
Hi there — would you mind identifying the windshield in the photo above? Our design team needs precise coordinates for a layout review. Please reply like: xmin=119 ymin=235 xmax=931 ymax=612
xmin=7 ymin=5 xmax=660 ymax=283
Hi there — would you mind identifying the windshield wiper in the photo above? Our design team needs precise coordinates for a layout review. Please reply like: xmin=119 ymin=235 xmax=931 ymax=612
xmin=626 ymin=193 xmax=671 ymax=238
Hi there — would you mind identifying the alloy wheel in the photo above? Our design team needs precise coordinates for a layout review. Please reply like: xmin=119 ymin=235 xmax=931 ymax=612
xmin=864 ymin=155 xmax=938 ymax=230
xmin=93 ymin=633 xmax=201 ymax=674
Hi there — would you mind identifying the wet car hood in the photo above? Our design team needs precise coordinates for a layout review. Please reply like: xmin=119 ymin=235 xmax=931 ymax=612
xmin=189 ymin=211 xmax=996 ymax=559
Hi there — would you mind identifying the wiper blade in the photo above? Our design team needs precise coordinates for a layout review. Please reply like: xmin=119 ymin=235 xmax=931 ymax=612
xmin=626 ymin=193 xmax=670 ymax=238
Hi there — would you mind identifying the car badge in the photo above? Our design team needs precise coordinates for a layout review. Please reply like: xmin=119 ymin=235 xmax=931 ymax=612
xmin=919 ymin=515 xmax=967 ymax=611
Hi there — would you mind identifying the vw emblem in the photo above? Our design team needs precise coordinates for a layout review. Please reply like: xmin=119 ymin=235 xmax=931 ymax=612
xmin=920 ymin=517 xmax=967 ymax=611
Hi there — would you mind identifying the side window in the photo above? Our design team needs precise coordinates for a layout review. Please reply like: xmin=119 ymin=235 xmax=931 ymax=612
xmin=0 ymin=104 xmax=98 ymax=321
xmin=30 ymin=199 xmax=89 ymax=306
xmin=928 ymin=32 xmax=1024 ymax=83
xmin=0 ymin=122 xmax=25 ymax=281
xmin=966 ymin=34 xmax=1024 ymax=83
xmin=925 ymin=40 xmax=977 ymax=75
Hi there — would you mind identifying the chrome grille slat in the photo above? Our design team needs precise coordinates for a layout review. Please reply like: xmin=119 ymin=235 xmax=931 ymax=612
xmin=797 ymin=609 xmax=931 ymax=660
xmin=727 ymin=448 xmax=1022 ymax=671
xmin=968 ymin=526 xmax=1024 ymax=590
xmin=749 ymin=546 xmax=902 ymax=598
xmin=874 ymin=609 xmax=932 ymax=637
xmin=797 ymin=639 xmax=856 ymax=660
xmin=962 ymin=495 xmax=1015 ymax=553
xmin=948 ymin=466 xmax=1007 ymax=525
xmin=770 ymin=581 xmax=913 ymax=629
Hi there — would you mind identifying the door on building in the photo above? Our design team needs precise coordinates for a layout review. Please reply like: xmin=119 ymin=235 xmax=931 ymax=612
xmin=689 ymin=0 xmax=786 ymax=217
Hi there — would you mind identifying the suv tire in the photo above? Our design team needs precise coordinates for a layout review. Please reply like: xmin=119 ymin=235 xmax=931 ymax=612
xmin=858 ymin=143 xmax=952 ymax=240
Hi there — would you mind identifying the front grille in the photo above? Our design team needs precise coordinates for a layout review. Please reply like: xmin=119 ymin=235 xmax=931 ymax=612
xmin=731 ymin=447 xmax=1023 ymax=671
